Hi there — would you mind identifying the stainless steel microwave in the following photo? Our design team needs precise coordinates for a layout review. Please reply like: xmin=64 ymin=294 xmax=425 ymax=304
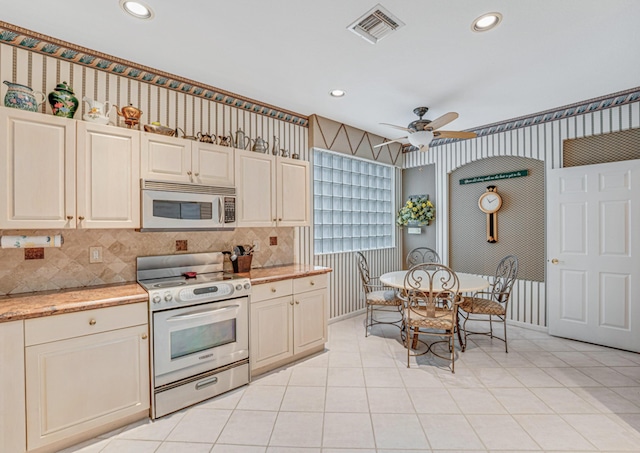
xmin=140 ymin=180 xmax=236 ymax=231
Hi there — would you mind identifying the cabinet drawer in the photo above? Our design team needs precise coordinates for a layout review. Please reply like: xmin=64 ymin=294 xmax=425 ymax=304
xmin=251 ymin=279 xmax=293 ymax=302
xmin=293 ymin=274 xmax=328 ymax=294
xmin=25 ymin=302 xmax=148 ymax=346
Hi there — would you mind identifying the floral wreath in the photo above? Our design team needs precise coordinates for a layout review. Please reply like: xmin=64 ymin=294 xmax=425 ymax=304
xmin=396 ymin=195 xmax=435 ymax=226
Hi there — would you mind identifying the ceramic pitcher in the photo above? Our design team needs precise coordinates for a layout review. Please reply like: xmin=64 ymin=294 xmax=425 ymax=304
xmin=82 ymin=96 xmax=112 ymax=124
xmin=3 ymin=81 xmax=45 ymax=112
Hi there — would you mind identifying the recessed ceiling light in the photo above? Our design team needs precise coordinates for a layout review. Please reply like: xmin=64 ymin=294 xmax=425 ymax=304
xmin=471 ymin=12 xmax=502 ymax=32
xmin=120 ymin=0 xmax=154 ymax=19
xmin=329 ymin=89 xmax=346 ymax=98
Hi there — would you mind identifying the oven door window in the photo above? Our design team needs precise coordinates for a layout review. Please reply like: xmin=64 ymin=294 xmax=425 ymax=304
xmin=170 ymin=318 xmax=236 ymax=360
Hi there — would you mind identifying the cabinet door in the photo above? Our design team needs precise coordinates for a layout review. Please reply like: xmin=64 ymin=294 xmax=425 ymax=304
xmin=192 ymin=142 xmax=234 ymax=186
xmin=277 ymin=157 xmax=310 ymax=226
xmin=235 ymin=149 xmax=276 ymax=227
xmin=0 ymin=107 xmax=76 ymax=229
xmin=250 ymin=296 xmax=293 ymax=370
xmin=141 ymin=132 xmax=191 ymax=182
xmin=25 ymin=325 xmax=150 ymax=451
xmin=76 ymin=122 xmax=141 ymax=228
xmin=293 ymin=289 xmax=327 ymax=355
xmin=0 ymin=321 xmax=26 ymax=453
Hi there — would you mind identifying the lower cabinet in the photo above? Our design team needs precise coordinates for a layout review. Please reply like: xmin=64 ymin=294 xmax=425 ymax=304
xmin=251 ymin=274 xmax=328 ymax=374
xmin=0 ymin=320 xmax=26 ymax=453
xmin=24 ymin=303 xmax=149 ymax=452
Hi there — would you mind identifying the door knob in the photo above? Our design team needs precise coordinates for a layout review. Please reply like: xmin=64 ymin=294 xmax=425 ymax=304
xmin=551 ymin=258 xmax=559 ymax=264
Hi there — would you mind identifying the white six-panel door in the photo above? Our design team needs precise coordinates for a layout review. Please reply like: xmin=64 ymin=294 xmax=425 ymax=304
xmin=547 ymin=159 xmax=639 ymax=352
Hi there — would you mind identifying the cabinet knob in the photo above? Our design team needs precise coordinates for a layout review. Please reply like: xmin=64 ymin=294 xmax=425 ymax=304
xmin=271 ymin=288 xmax=277 ymax=293
xmin=187 ymin=170 xmax=192 ymax=176
xmin=89 ymin=319 xmax=96 ymax=326
xmin=194 ymin=172 xmax=199 ymax=177
xmin=78 ymin=216 xmax=85 ymax=221
xmin=272 ymin=218 xmax=277 ymax=222
xmin=66 ymin=215 xmax=73 ymax=220
xmin=290 ymin=300 xmax=294 ymax=305
xmin=551 ymin=258 xmax=559 ymax=264
xmin=295 ymin=300 xmax=300 ymax=305
xmin=278 ymin=218 xmax=282 ymax=221
xmin=142 ymin=333 xmax=148 ymax=340
xmin=310 ymin=281 xmax=315 ymax=286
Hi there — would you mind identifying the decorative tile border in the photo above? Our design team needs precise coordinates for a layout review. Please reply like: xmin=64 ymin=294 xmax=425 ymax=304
xmin=0 ymin=21 xmax=309 ymax=127
xmin=404 ymin=86 xmax=640 ymax=153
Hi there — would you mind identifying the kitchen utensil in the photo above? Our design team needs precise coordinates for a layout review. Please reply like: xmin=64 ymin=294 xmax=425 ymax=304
xmin=176 ymin=127 xmax=197 ymax=140
xmin=114 ymin=103 xmax=142 ymax=128
xmin=271 ymin=136 xmax=279 ymax=155
xmin=3 ymin=81 xmax=45 ymax=112
xmin=82 ymin=96 xmax=111 ymax=124
xmin=231 ymin=128 xmax=250 ymax=150
xmin=251 ymin=136 xmax=269 ymax=153
xmin=197 ymin=131 xmax=216 ymax=143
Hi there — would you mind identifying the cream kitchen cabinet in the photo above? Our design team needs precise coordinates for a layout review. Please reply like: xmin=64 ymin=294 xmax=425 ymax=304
xmin=141 ymin=133 xmax=234 ymax=186
xmin=0 ymin=320 xmax=26 ymax=453
xmin=0 ymin=107 xmax=76 ymax=229
xmin=250 ymin=274 xmax=327 ymax=375
xmin=0 ymin=108 xmax=140 ymax=229
xmin=24 ymin=303 xmax=149 ymax=452
xmin=235 ymin=149 xmax=310 ymax=227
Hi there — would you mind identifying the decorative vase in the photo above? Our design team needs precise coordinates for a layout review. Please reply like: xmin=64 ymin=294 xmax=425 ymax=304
xmin=3 ymin=81 xmax=45 ymax=112
xmin=48 ymin=81 xmax=79 ymax=118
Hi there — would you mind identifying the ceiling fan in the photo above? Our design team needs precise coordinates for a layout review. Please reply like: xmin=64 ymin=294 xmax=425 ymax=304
xmin=375 ymin=107 xmax=477 ymax=151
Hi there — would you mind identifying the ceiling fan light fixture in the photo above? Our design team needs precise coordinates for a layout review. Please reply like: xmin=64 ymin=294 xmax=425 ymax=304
xmin=407 ymin=130 xmax=434 ymax=150
xmin=329 ymin=89 xmax=346 ymax=98
xmin=120 ymin=0 xmax=154 ymax=19
xmin=471 ymin=12 xmax=502 ymax=32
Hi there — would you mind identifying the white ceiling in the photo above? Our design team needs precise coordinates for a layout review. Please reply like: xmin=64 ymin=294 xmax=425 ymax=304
xmin=2 ymin=0 xmax=640 ymax=140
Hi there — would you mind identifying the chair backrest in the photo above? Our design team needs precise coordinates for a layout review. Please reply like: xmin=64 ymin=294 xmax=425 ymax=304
xmin=491 ymin=255 xmax=519 ymax=302
xmin=406 ymin=247 xmax=441 ymax=268
xmin=356 ymin=251 xmax=371 ymax=294
xmin=403 ymin=263 xmax=459 ymax=317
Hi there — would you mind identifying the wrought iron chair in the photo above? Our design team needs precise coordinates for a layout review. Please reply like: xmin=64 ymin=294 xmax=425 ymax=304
xmin=402 ymin=263 xmax=461 ymax=373
xmin=356 ymin=252 xmax=403 ymax=337
xmin=458 ymin=255 xmax=519 ymax=352
xmin=406 ymin=247 xmax=441 ymax=268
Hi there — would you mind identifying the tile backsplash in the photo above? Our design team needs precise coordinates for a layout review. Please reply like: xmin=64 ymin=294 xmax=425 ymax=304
xmin=0 ymin=228 xmax=294 ymax=296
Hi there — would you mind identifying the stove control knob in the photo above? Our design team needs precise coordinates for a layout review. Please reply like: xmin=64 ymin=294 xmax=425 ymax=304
xmin=152 ymin=295 xmax=161 ymax=304
xmin=164 ymin=293 xmax=173 ymax=302
xmin=235 ymin=284 xmax=242 ymax=291
xmin=244 ymin=283 xmax=251 ymax=290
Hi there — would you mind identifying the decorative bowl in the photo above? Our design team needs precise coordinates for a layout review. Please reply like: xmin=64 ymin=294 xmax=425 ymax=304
xmin=143 ymin=124 xmax=176 ymax=136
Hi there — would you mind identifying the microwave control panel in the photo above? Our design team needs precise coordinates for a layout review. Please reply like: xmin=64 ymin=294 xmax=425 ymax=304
xmin=224 ymin=197 xmax=236 ymax=223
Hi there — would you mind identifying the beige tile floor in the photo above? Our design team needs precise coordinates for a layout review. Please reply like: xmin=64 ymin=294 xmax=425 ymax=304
xmin=62 ymin=314 xmax=640 ymax=452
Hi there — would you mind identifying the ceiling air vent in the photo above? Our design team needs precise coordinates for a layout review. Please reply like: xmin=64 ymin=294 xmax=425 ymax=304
xmin=348 ymin=4 xmax=405 ymax=44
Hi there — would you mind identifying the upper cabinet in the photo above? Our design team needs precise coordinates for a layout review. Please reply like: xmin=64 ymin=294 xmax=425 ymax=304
xmin=0 ymin=108 xmax=140 ymax=229
xmin=235 ymin=149 xmax=310 ymax=227
xmin=141 ymin=133 xmax=234 ymax=186
xmin=0 ymin=108 xmax=76 ymax=229
xmin=77 ymin=122 xmax=140 ymax=229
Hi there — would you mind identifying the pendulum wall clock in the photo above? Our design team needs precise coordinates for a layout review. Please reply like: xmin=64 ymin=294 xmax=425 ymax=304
xmin=478 ymin=185 xmax=502 ymax=243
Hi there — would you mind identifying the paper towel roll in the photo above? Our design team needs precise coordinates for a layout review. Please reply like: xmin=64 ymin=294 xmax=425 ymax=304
xmin=0 ymin=235 xmax=64 ymax=249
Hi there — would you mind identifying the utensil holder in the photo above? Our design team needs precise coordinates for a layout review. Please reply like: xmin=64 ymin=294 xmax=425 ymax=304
xmin=232 ymin=255 xmax=252 ymax=273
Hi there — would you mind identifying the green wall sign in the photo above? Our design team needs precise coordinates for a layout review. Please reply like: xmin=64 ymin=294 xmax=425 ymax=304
xmin=459 ymin=169 xmax=529 ymax=185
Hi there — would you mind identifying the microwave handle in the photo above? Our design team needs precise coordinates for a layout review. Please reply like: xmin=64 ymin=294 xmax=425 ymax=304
xmin=167 ymin=305 xmax=239 ymax=321
xmin=219 ymin=197 xmax=224 ymax=224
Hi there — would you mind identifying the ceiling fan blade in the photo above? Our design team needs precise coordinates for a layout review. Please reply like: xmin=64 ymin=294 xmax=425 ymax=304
xmin=434 ymin=130 xmax=477 ymax=139
xmin=424 ymin=112 xmax=459 ymax=131
xmin=373 ymin=137 xmax=408 ymax=148
xmin=380 ymin=122 xmax=411 ymax=132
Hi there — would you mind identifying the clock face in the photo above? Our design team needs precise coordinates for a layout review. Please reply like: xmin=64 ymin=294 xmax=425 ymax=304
xmin=478 ymin=192 xmax=502 ymax=214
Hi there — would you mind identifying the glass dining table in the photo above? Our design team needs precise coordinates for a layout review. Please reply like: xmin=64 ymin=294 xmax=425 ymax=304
xmin=379 ymin=270 xmax=490 ymax=350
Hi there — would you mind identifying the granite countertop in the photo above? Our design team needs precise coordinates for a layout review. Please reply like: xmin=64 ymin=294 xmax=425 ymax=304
xmin=0 ymin=282 xmax=148 ymax=323
xmin=0 ymin=264 xmax=332 ymax=323
xmin=235 ymin=263 xmax=332 ymax=285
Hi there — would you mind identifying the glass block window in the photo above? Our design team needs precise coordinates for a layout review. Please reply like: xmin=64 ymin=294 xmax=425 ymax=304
xmin=313 ymin=149 xmax=394 ymax=254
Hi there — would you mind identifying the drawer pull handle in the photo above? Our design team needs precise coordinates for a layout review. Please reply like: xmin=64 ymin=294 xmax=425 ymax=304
xmin=89 ymin=319 xmax=96 ymax=326
xmin=195 ymin=376 xmax=218 ymax=390
xmin=271 ymin=288 xmax=277 ymax=293
xmin=142 ymin=333 xmax=148 ymax=340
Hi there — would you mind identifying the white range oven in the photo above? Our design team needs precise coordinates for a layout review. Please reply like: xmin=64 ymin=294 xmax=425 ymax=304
xmin=137 ymin=252 xmax=251 ymax=419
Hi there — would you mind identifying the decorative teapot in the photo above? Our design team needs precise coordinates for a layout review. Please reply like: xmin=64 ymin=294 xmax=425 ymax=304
xmin=217 ymin=135 xmax=231 ymax=147
xmin=197 ymin=131 xmax=216 ymax=143
xmin=176 ymin=127 xmax=197 ymax=140
xmin=230 ymin=128 xmax=250 ymax=150
xmin=3 ymin=81 xmax=45 ymax=112
xmin=114 ymin=103 xmax=142 ymax=128
xmin=251 ymin=136 xmax=269 ymax=153
xmin=82 ymin=96 xmax=111 ymax=124
xmin=271 ymin=135 xmax=279 ymax=155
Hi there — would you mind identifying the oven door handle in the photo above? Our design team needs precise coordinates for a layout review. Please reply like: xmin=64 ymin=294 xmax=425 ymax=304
xmin=167 ymin=305 xmax=239 ymax=321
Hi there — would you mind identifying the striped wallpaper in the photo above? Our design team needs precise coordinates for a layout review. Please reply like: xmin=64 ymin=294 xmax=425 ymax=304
xmin=404 ymin=99 xmax=640 ymax=329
